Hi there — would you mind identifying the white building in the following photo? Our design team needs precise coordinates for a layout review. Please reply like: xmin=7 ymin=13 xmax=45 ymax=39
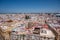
xmin=40 ymin=28 xmax=55 ymax=40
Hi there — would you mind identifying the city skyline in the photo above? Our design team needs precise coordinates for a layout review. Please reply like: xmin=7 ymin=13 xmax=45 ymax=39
xmin=0 ymin=0 xmax=60 ymax=13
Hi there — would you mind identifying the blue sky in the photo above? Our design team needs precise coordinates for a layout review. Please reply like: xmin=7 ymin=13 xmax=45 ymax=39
xmin=0 ymin=0 xmax=60 ymax=13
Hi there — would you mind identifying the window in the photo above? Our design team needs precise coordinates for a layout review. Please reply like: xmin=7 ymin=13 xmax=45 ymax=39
xmin=41 ymin=30 xmax=47 ymax=34
xmin=33 ymin=28 xmax=40 ymax=34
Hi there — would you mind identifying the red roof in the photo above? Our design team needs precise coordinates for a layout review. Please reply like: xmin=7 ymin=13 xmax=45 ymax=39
xmin=42 ymin=24 xmax=48 ymax=29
